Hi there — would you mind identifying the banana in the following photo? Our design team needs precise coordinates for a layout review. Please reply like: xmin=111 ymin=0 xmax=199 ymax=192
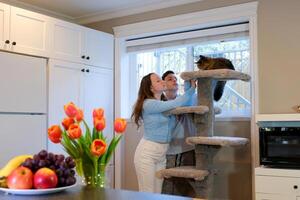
xmin=0 ymin=155 xmax=32 ymax=177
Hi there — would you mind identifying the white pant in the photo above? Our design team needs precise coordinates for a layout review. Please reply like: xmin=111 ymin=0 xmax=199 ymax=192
xmin=134 ymin=138 xmax=169 ymax=193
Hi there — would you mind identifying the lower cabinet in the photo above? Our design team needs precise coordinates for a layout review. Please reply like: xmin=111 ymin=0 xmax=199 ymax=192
xmin=255 ymin=167 xmax=300 ymax=200
xmin=48 ymin=59 xmax=114 ymax=185
xmin=256 ymin=193 xmax=296 ymax=200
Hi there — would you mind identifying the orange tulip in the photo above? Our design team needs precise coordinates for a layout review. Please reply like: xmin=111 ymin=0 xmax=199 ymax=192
xmin=94 ymin=117 xmax=106 ymax=131
xmin=91 ymin=139 xmax=106 ymax=156
xmin=93 ymin=108 xmax=104 ymax=119
xmin=75 ymin=108 xmax=84 ymax=122
xmin=48 ymin=125 xmax=62 ymax=143
xmin=64 ymin=102 xmax=78 ymax=118
xmin=67 ymin=124 xmax=82 ymax=139
xmin=114 ymin=118 xmax=127 ymax=133
xmin=62 ymin=117 xmax=75 ymax=130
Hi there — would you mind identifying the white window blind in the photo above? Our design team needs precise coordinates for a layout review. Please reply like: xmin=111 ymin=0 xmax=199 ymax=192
xmin=126 ymin=23 xmax=249 ymax=53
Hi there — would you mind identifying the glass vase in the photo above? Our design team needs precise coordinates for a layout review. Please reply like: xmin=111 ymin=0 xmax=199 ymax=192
xmin=75 ymin=158 xmax=106 ymax=188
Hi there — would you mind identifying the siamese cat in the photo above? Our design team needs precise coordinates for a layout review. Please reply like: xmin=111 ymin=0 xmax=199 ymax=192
xmin=196 ymin=55 xmax=235 ymax=101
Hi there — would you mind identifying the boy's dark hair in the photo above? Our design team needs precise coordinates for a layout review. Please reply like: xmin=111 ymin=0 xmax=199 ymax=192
xmin=162 ymin=70 xmax=175 ymax=80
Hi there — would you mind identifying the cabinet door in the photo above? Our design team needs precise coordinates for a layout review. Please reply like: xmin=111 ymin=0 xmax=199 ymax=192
xmin=82 ymin=66 xmax=114 ymax=186
xmin=48 ymin=59 xmax=83 ymax=154
xmin=256 ymin=193 xmax=295 ymax=200
xmin=52 ymin=20 xmax=84 ymax=63
xmin=0 ymin=3 xmax=9 ymax=50
xmin=0 ymin=51 xmax=47 ymax=113
xmin=82 ymin=66 xmax=113 ymax=141
xmin=83 ymin=28 xmax=113 ymax=68
xmin=0 ymin=114 xmax=47 ymax=168
xmin=10 ymin=6 xmax=51 ymax=57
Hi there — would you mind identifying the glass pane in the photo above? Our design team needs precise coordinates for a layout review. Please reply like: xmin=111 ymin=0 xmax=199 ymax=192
xmin=133 ymin=38 xmax=251 ymax=117
xmin=193 ymin=39 xmax=251 ymax=117
xmin=136 ymin=47 xmax=187 ymax=93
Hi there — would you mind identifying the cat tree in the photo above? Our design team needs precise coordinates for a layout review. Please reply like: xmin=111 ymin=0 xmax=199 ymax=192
xmin=156 ymin=69 xmax=251 ymax=199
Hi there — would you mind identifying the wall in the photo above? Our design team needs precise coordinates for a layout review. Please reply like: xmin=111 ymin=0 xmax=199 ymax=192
xmin=88 ymin=0 xmax=300 ymax=114
xmin=123 ymin=120 xmax=251 ymax=200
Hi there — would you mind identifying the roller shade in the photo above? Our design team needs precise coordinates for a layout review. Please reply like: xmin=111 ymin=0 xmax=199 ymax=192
xmin=126 ymin=23 xmax=249 ymax=53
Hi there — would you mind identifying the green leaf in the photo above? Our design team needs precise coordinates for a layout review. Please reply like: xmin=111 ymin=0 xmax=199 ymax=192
xmin=62 ymin=130 xmax=79 ymax=157
xmin=92 ymin=128 xmax=97 ymax=141
xmin=83 ymin=120 xmax=92 ymax=144
xmin=99 ymin=135 xmax=123 ymax=165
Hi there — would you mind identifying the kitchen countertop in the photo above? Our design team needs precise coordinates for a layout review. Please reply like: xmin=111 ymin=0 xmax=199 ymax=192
xmin=0 ymin=185 xmax=193 ymax=200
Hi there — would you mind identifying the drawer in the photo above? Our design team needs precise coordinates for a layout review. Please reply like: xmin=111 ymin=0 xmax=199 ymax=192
xmin=256 ymin=175 xmax=300 ymax=195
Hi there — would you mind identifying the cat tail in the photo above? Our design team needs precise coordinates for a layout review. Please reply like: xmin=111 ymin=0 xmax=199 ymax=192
xmin=214 ymin=81 xmax=226 ymax=101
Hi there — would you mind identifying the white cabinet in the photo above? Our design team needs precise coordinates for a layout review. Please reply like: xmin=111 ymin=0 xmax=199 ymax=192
xmin=0 ymin=51 xmax=47 ymax=113
xmin=0 ymin=114 xmax=47 ymax=168
xmin=256 ymin=193 xmax=295 ymax=200
xmin=0 ymin=2 xmax=51 ymax=57
xmin=255 ymin=167 xmax=300 ymax=200
xmin=0 ymin=2 xmax=113 ymax=67
xmin=51 ymin=20 xmax=84 ymax=63
xmin=81 ymin=66 xmax=114 ymax=141
xmin=0 ymin=3 xmax=9 ymax=49
xmin=82 ymin=27 xmax=114 ymax=68
xmin=48 ymin=59 xmax=114 ymax=184
xmin=51 ymin=23 xmax=113 ymax=68
xmin=48 ymin=59 xmax=114 ymax=153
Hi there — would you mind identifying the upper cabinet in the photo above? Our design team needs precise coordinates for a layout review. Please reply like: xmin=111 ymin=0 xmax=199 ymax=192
xmin=51 ymin=22 xmax=113 ymax=69
xmin=0 ymin=3 xmax=51 ymax=57
xmin=0 ymin=2 xmax=114 ymax=68
xmin=51 ymin=19 xmax=84 ymax=64
xmin=82 ymin=28 xmax=114 ymax=69
xmin=0 ymin=3 xmax=9 ymax=49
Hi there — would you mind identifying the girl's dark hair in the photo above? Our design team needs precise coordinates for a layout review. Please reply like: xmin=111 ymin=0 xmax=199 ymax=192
xmin=131 ymin=73 xmax=166 ymax=128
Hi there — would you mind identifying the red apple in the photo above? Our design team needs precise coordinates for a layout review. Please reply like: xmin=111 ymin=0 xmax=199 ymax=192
xmin=7 ymin=166 xmax=33 ymax=189
xmin=34 ymin=167 xmax=58 ymax=189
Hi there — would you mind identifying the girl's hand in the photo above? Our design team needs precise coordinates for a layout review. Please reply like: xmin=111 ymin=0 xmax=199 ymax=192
xmin=190 ymin=79 xmax=197 ymax=88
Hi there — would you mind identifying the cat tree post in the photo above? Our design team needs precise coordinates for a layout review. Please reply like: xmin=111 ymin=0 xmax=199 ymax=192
xmin=195 ymin=78 xmax=214 ymax=137
xmin=193 ymin=78 xmax=217 ymax=198
xmin=156 ymin=69 xmax=251 ymax=199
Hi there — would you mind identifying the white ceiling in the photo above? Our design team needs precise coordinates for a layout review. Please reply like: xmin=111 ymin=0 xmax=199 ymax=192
xmin=2 ymin=0 xmax=202 ymax=24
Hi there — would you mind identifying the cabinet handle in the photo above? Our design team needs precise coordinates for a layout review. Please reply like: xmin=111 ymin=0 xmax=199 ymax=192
xmin=86 ymin=69 xmax=90 ymax=73
xmin=81 ymin=55 xmax=85 ymax=59
xmin=5 ymin=40 xmax=10 ymax=44
xmin=86 ymin=56 xmax=90 ymax=60
xmin=81 ymin=69 xmax=85 ymax=72
xmin=12 ymin=41 xmax=16 ymax=46
xmin=294 ymin=185 xmax=298 ymax=189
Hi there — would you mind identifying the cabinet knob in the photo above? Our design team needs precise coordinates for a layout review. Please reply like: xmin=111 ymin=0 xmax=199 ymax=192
xmin=5 ymin=40 xmax=9 ymax=44
xmin=12 ymin=41 xmax=16 ymax=46
xmin=86 ymin=56 xmax=90 ymax=60
xmin=81 ymin=55 xmax=85 ymax=59
xmin=81 ymin=69 xmax=85 ymax=72
xmin=294 ymin=185 xmax=298 ymax=189
xmin=86 ymin=69 xmax=90 ymax=73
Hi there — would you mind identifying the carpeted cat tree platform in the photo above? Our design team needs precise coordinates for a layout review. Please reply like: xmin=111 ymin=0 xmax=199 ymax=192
xmin=156 ymin=69 xmax=251 ymax=199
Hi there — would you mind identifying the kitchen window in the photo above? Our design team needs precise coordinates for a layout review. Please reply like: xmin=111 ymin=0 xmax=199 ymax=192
xmin=126 ymin=23 xmax=251 ymax=118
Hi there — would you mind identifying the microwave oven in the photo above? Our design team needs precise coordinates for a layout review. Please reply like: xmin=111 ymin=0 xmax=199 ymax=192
xmin=260 ymin=127 xmax=300 ymax=168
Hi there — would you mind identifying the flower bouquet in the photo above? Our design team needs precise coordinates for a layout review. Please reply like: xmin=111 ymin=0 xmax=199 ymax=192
xmin=48 ymin=102 xmax=126 ymax=188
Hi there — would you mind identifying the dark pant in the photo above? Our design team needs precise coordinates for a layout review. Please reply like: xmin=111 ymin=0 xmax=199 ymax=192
xmin=161 ymin=150 xmax=195 ymax=196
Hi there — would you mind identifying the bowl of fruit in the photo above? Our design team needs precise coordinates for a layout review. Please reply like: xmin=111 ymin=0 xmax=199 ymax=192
xmin=0 ymin=150 xmax=76 ymax=195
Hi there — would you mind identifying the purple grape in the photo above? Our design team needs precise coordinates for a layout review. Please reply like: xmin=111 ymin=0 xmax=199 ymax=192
xmin=65 ymin=176 xmax=76 ymax=186
xmin=70 ymin=169 xmax=75 ymax=176
xmin=38 ymin=160 xmax=47 ymax=168
xmin=68 ymin=160 xmax=76 ymax=168
xmin=65 ymin=156 xmax=73 ymax=164
xmin=38 ymin=150 xmax=48 ymax=159
xmin=57 ymin=154 xmax=65 ymax=162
